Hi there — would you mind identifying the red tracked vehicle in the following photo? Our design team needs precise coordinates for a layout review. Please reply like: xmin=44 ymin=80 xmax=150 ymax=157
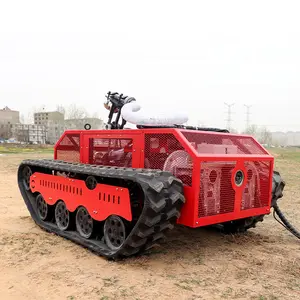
xmin=18 ymin=92 xmax=296 ymax=259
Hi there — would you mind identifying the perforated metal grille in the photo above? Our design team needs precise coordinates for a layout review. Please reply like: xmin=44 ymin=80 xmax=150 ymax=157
xmin=40 ymin=179 xmax=83 ymax=196
xmin=199 ymin=161 xmax=236 ymax=217
xmin=56 ymin=133 xmax=80 ymax=163
xmin=182 ymin=131 xmax=266 ymax=155
xmin=144 ymin=133 xmax=193 ymax=186
xmin=90 ymin=138 xmax=133 ymax=167
xmin=241 ymin=161 xmax=271 ymax=210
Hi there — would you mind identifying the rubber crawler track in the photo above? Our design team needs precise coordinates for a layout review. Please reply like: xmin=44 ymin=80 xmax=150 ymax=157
xmin=222 ymin=214 xmax=265 ymax=234
xmin=18 ymin=159 xmax=185 ymax=259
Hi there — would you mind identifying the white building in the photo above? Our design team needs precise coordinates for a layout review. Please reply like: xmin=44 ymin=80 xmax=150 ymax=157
xmin=11 ymin=124 xmax=47 ymax=144
xmin=0 ymin=106 xmax=20 ymax=124
xmin=46 ymin=120 xmax=65 ymax=144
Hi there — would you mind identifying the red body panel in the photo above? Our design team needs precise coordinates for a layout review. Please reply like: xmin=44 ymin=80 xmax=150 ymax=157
xmin=54 ymin=128 xmax=274 ymax=228
xmin=30 ymin=172 xmax=132 ymax=222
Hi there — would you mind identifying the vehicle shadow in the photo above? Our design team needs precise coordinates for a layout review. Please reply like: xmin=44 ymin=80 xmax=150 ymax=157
xmin=119 ymin=223 xmax=271 ymax=267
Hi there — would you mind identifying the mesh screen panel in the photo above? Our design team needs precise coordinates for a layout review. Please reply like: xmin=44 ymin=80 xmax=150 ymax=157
xmin=182 ymin=131 xmax=266 ymax=155
xmin=56 ymin=150 xmax=80 ymax=163
xmin=56 ymin=133 xmax=80 ymax=163
xmin=90 ymin=138 xmax=133 ymax=167
xmin=241 ymin=161 xmax=271 ymax=210
xmin=144 ymin=133 xmax=193 ymax=186
xmin=199 ymin=161 xmax=236 ymax=217
xmin=59 ymin=135 xmax=80 ymax=146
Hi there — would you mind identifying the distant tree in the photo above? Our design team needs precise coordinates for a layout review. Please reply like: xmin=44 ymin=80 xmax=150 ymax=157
xmin=25 ymin=105 xmax=45 ymax=124
xmin=243 ymin=124 xmax=272 ymax=145
xmin=56 ymin=105 xmax=66 ymax=116
xmin=65 ymin=104 xmax=88 ymax=119
xmin=272 ymin=139 xmax=281 ymax=147
xmin=92 ymin=112 xmax=99 ymax=119
xmin=229 ymin=128 xmax=239 ymax=134
xmin=259 ymin=126 xmax=272 ymax=145
xmin=33 ymin=104 xmax=47 ymax=113
xmin=244 ymin=124 xmax=258 ymax=136
xmin=26 ymin=112 xmax=34 ymax=124
xmin=20 ymin=114 xmax=25 ymax=124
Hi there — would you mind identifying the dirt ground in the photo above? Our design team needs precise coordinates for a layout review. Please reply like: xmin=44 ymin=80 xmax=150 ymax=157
xmin=0 ymin=152 xmax=299 ymax=300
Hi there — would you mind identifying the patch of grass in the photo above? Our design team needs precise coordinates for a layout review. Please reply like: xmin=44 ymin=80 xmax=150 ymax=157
xmin=192 ymin=252 xmax=205 ymax=265
xmin=250 ymin=296 xmax=279 ymax=300
xmin=0 ymin=145 xmax=53 ymax=154
xmin=180 ymin=279 xmax=201 ymax=286
xmin=173 ymin=277 xmax=203 ymax=292
xmin=269 ymin=295 xmax=279 ymax=300
xmin=166 ymin=274 xmax=177 ymax=279
xmin=120 ymin=289 xmax=129 ymax=297
xmin=283 ymin=259 xmax=300 ymax=278
xmin=102 ymin=277 xmax=118 ymax=287
xmin=270 ymin=147 xmax=300 ymax=162
xmin=174 ymin=283 xmax=194 ymax=291
xmin=221 ymin=287 xmax=233 ymax=298
xmin=146 ymin=279 xmax=156 ymax=286
xmin=286 ymin=279 xmax=300 ymax=291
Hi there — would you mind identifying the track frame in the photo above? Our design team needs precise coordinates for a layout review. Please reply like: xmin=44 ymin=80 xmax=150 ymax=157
xmin=18 ymin=159 xmax=185 ymax=259
xmin=30 ymin=172 xmax=132 ymax=222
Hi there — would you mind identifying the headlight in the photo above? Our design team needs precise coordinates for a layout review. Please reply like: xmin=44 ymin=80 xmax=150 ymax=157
xmin=235 ymin=170 xmax=244 ymax=186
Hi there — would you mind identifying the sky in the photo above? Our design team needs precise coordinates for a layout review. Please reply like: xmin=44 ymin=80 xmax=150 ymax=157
xmin=1 ymin=1 xmax=300 ymax=132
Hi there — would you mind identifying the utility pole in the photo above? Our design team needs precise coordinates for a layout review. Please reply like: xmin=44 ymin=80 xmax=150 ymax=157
xmin=224 ymin=102 xmax=235 ymax=130
xmin=244 ymin=104 xmax=252 ymax=130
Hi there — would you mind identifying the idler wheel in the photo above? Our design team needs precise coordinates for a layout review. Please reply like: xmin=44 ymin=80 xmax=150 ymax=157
xmin=22 ymin=166 xmax=32 ymax=190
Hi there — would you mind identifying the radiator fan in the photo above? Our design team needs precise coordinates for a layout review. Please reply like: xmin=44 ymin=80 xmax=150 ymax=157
xmin=163 ymin=150 xmax=192 ymax=184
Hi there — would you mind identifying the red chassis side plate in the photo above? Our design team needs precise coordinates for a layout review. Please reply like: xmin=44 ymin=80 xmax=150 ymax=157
xmin=30 ymin=172 xmax=132 ymax=222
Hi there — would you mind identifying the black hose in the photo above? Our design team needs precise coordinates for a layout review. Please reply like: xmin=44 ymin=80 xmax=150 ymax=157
xmin=271 ymin=171 xmax=300 ymax=239
xmin=272 ymin=203 xmax=300 ymax=239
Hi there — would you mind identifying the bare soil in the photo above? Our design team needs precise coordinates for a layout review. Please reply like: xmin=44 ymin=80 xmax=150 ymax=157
xmin=0 ymin=152 xmax=299 ymax=300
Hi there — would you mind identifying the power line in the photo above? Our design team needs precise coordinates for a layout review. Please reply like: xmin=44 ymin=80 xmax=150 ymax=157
xmin=224 ymin=102 xmax=234 ymax=130
xmin=244 ymin=104 xmax=252 ymax=129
